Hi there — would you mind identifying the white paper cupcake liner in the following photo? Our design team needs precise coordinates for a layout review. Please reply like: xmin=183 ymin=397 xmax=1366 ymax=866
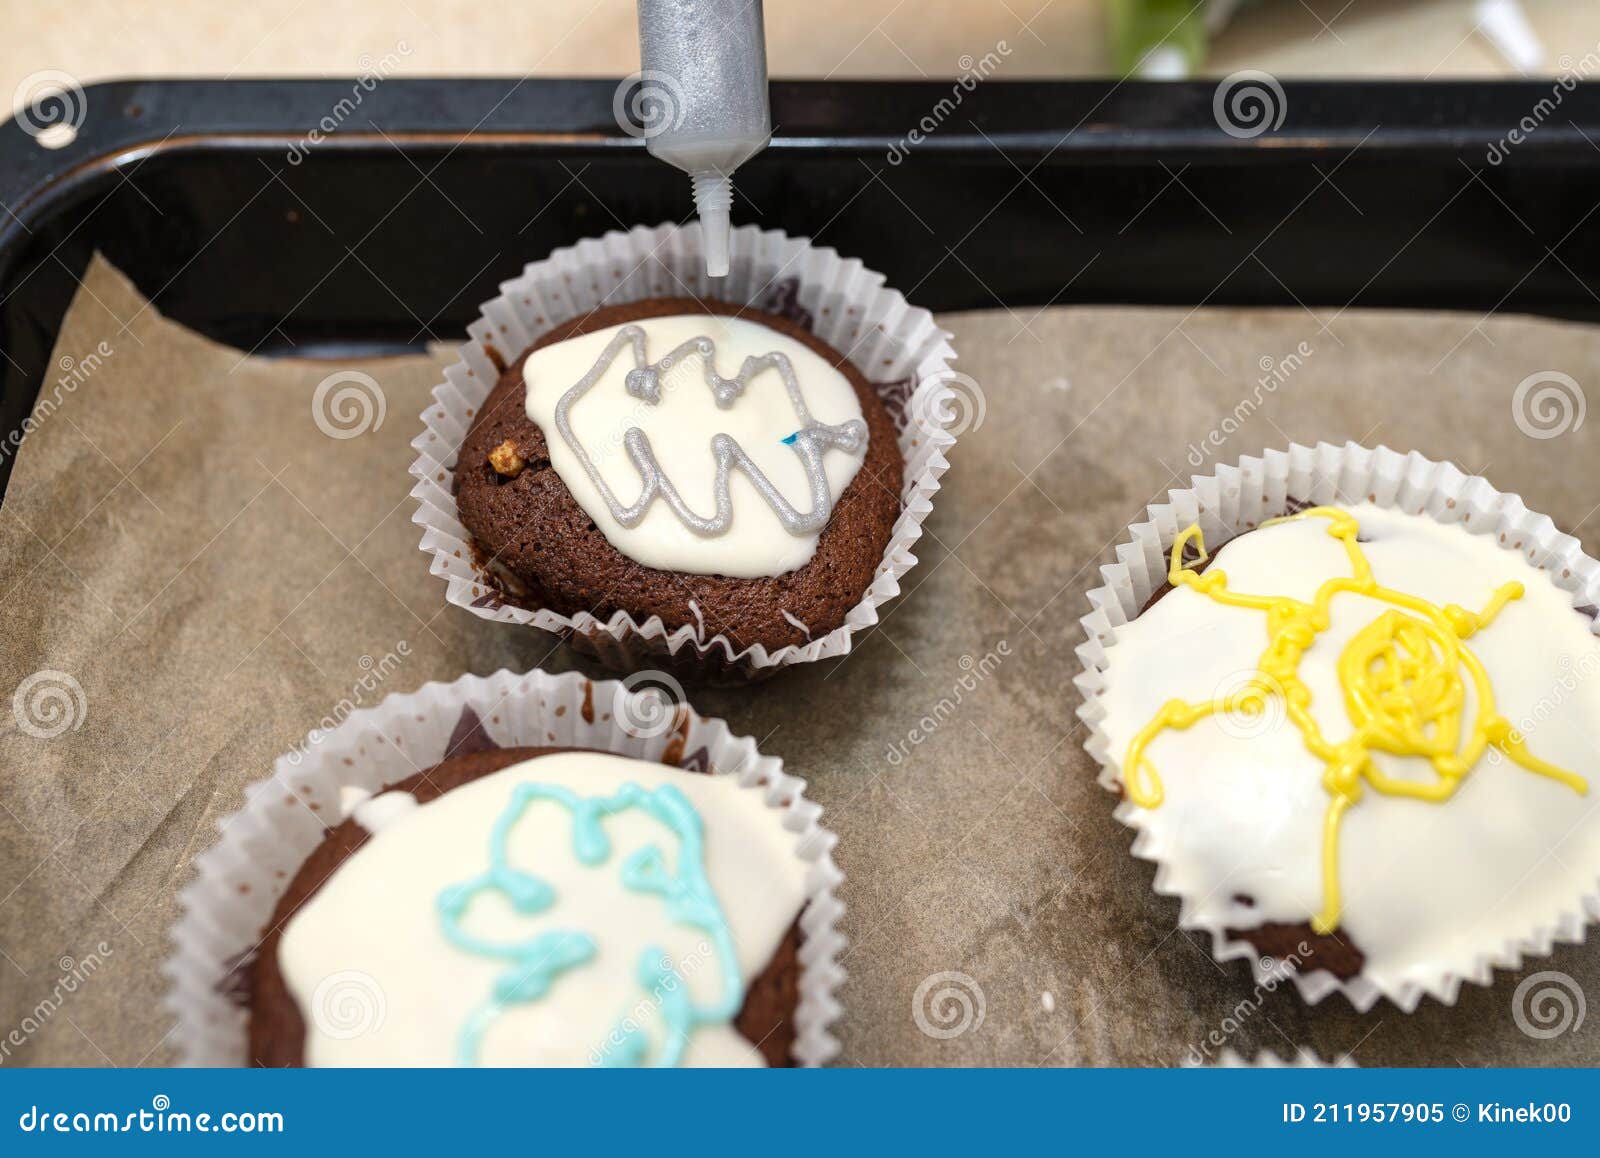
xmin=408 ymin=222 xmax=960 ymax=681
xmin=163 ymin=668 xmax=847 ymax=1066
xmin=1192 ymin=1048 xmax=1357 ymax=1068
xmin=1075 ymin=441 xmax=1600 ymax=1012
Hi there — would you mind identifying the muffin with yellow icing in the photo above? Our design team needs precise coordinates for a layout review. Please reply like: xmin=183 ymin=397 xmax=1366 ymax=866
xmin=1076 ymin=444 xmax=1600 ymax=1010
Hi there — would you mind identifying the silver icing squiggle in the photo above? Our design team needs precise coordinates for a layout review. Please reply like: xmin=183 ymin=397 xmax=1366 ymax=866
xmin=552 ymin=325 xmax=867 ymax=538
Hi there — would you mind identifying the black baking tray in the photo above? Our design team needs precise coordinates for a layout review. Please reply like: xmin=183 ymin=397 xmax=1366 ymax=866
xmin=4 ymin=76 xmax=1600 ymax=499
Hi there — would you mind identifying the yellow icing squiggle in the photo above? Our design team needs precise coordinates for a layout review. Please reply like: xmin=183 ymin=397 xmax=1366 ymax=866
xmin=1124 ymin=506 xmax=1588 ymax=935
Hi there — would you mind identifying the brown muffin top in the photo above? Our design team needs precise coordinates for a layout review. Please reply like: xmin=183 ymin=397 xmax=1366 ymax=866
xmin=454 ymin=298 xmax=905 ymax=655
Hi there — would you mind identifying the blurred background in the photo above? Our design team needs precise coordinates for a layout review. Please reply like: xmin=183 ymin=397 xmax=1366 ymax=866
xmin=1 ymin=0 xmax=1590 ymax=90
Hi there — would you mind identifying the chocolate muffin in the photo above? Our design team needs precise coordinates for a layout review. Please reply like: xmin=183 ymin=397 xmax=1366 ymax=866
xmin=1090 ymin=499 xmax=1600 ymax=1001
xmin=454 ymin=298 xmax=904 ymax=654
xmin=250 ymin=746 xmax=810 ymax=1067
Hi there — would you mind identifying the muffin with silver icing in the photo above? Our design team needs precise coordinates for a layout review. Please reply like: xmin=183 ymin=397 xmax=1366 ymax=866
xmin=454 ymin=298 xmax=903 ymax=657
xmin=1081 ymin=469 xmax=1600 ymax=1009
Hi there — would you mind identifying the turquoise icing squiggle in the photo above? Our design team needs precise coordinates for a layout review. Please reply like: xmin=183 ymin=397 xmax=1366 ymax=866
xmin=434 ymin=780 xmax=743 ymax=1067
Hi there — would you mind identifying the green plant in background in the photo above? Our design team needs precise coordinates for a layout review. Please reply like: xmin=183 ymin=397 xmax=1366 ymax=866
xmin=1109 ymin=0 xmax=1544 ymax=78
xmin=1107 ymin=0 xmax=1255 ymax=76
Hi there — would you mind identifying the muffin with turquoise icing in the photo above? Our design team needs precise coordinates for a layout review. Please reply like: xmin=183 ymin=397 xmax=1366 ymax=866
xmin=1077 ymin=444 xmax=1600 ymax=1010
xmin=249 ymin=745 xmax=812 ymax=1066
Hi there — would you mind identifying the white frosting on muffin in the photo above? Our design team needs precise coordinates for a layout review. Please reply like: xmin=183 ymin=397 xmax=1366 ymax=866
xmin=278 ymin=752 xmax=809 ymax=1067
xmin=521 ymin=314 xmax=866 ymax=578
xmin=1096 ymin=503 xmax=1600 ymax=992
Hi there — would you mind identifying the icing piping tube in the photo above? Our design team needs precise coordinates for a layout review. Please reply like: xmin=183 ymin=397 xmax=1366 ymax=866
xmin=636 ymin=0 xmax=771 ymax=277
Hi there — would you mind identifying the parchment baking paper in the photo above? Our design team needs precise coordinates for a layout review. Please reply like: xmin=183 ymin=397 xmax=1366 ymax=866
xmin=1 ymin=255 xmax=1596 ymax=1066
